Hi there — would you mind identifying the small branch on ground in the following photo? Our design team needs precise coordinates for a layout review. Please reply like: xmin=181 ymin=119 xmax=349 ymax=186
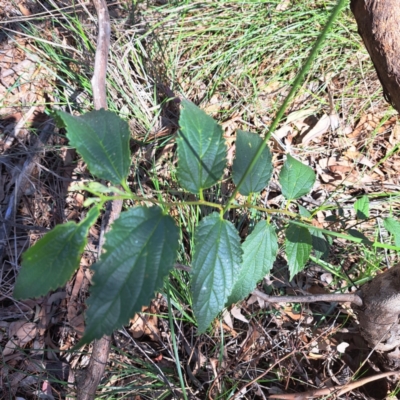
xmin=253 ymin=289 xmax=363 ymax=307
xmin=268 ymin=371 xmax=400 ymax=399
xmin=174 ymin=265 xmax=364 ymax=306
xmin=77 ymin=1 xmax=115 ymax=400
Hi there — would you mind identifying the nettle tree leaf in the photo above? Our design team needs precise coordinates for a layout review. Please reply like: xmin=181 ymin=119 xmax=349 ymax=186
xmin=57 ymin=109 xmax=131 ymax=185
xmin=285 ymin=223 xmax=312 ymax=280
xmin=228 ymin=221 xmax=278 ymax=305
xmin=298 ymin=204 xmax=312 ymax=218
xmin=354 ymin=196 xmax=369 ymax=219
xmin=297 ymin=205 xmax=329 ymax=260
xmin=384 ymin=217 xmax=400 ymax=247
xmin=279 ymin=154 xmax=316 ymax=200
xmin=192 ymin=213 xmax=242 ymax=332
xmin=14 ymin=207 xmax=100 ymax=299
xmin=348 ymin=229 xmax=372 ymax=245
xmin=80 ymin=206 xmax=179 ymax=344
xmin=309 ymin=229 xmax=330 ymax=260
xmin=232 ymin=130 xmax=273 ymax=196
xmin=177 ymin=100 xmax=227 ymax=194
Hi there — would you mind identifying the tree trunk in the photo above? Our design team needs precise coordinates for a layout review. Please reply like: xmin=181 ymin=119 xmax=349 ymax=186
xmin=351 ymin=0 xmax=400 ymax=112
xmin=350 ymin=0 xmax=400 ymax=365
xmin=354 ymin=264 xmax=400 ymax=367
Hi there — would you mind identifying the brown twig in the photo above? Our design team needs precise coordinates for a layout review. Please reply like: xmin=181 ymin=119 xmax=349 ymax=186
xmin=77 ymin=1 xmax=115 ymax=400
xmin=253 ymin=289 xmax=363 ymax=307
xmin=172 ymin=266 xmax=364 ymax=308
xmin=268 ymin=371 xmax=400 ymax=399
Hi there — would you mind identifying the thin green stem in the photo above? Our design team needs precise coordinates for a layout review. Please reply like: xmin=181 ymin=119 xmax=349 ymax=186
xmin=121 ymin=180 xmax=132 ymax=194
xmin=92 ymin=190 xmax=315 ymax=219
xmin=228 ymin=204 xmax=307 ymax=220
xmin=221 ymin=0 xmax=347 ymax=215
xmin=167 ymin=283 xmax=189 ymax=400
xmin=291 ymin=220 xmax=400 ymax=251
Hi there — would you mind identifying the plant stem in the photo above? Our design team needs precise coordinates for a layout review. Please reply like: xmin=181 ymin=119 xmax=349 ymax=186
xmin=290 ymin=220 xmax=400 ymax=251
xmin=167 ymin=284 xmax=189 ymax=400
xmin=221 ymin=0 xmax=348 ymax=215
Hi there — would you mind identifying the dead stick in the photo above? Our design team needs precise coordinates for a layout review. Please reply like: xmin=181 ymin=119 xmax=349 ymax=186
xmin=174 ymin=265 xmax=364 ymax=308
xmin=268 ymin=371 xmax=400 ymax=399
xmin=77 ymin=1 xmax=116 ymax=400
xmin=91 ymin=0 xmax=110 ymax=111
xmin=253 ymin=289 xmax=363 ymax=307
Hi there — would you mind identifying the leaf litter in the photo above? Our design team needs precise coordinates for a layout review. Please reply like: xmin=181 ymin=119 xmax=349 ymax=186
xmin=1 ymin=0 xmax=400 ymax=399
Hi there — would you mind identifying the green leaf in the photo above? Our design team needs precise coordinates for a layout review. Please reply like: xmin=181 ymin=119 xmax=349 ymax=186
xmin=57 ymin=109 xmax=131 ymax=185
xmin=232 ymin=130 xmax=273 ymax=196
xmin=298 ymin=204 xmax=311 ymax=218
xmin=309 ymin=228 xmax=329 ymax=260
xmin=192 ymin=213 xmax=242 ymax=332
xmin=285 ymin=223 xmax=312 ymax=280
xmin=177 ymin=100 xmax=226 ymax=194
xmin=80 ymin=206 xmax=179 ymax=344
xmin=14 ymin=207 xmax=100 ymax=299
xmin=354 ymin=196 xmax=369 ymax=219
xmin=384 ymin=217 xmax=400 ymax=247
xmin=71 ymin=182 xmax=127 ymax=197
xmin=297 ymin=206 xmax=329 ymax=260
xmin=348 ymin=229 xmax=372 ymax=245
xmin=228 ymin=221 xmax=278 ymax=305
xmin=279 ymin=154 xmax=316 ymax=200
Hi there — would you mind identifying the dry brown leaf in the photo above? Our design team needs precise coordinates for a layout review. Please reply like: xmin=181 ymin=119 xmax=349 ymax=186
xmin=239 ymin=324 xmax=260 ymax=362
xmin=389 ymin=124 xmax=400 ymax=145
xmin=230 ymin=305 xmax=249 ymax=324
xmin=274 ymin=124 xmax=293 ymax=140
xmin=9 ymin=321 xmax=37 ymax=344
xmin=257 ymin=79 xmax=281 ymax=93
xmin=308 ymin=352 xmax=324 ymax=360
xmin=3 ymin=321 xmax=37 ymax=357
xmin=67 ymin=268 xmax=85 ymax=338
xmin=276 ymin=0 xmax=291 ymax=11
xmin=2 ymin=340 xmax=17 ymax=357
xmin=129 ymin=301 xmax=160 ymax=341
xmin=286 ymin=108 xmax=317 ymax=124
xmin=343 ymin=149 xmax=383 ymax=174
xmin=222 ymin=322 xmax=238 ymax=337
xmin=302 ymin=114 xmax=331 ymax=144
xmin=282 ymin=306 xmax=302 ymax=321
xmin=347 ymin=114 xmax=368 ymax=138
xmin=222 ymin=309 xmax=234 ymax=329
xmin=328 ymin=164 xmax=352 ymax=174
xmin=307 ymin=285 xmax=329 ymax=295
xmin=18 ymin=3 xmax=32 ymax=16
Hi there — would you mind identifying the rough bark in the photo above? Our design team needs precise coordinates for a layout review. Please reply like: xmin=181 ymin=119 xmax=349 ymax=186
xmin=354 ymin=264 xmax=400 ymax=366
xmin=351 ymin=0 xmax=400 ymax=112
